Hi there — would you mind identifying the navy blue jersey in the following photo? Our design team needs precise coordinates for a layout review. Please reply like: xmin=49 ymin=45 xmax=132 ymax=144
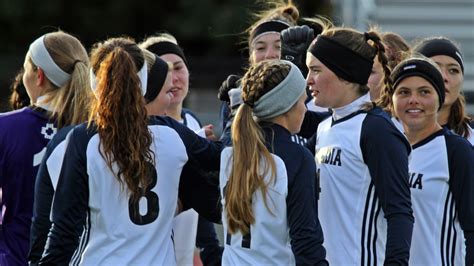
xmin=220 ymin=123 xmax=327 ymax=265
xmin=408 ymin=128 xmax=474 ymax=265
xmin=40 ymin=116 xmax=222 ymax=265
xmin=28 ymin=125 xmax=75 ymax=264
xmin=311 ymin=106 xmax=413 ymax=265
xmin=0 ymin=107 xmax=56 ymax=266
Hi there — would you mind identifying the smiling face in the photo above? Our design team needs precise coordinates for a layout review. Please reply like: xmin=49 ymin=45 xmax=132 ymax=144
xmin=305 ymin=53 xmax=359 ymax=108
xmin=393 ymin=76 xmax=440 ymax=134
xmin=159 ymin=53 xmax=189 ymax=106
xmin=250 ymin=32 xmax=281 ymax=65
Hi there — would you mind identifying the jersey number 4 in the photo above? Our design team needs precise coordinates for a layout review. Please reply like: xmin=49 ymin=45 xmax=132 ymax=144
xmin=128 ymin=163 xmax=159 ymax=225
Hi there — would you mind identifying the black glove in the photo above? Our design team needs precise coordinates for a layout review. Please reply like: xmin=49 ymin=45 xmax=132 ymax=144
xmin=217 ymin=74 xmax=241 ymax=105
xmin=281 ymin=25 xmax=315 ymax=77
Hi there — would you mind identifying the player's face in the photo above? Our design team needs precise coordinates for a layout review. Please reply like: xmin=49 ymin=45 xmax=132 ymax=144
xmin=154 ymin=71 xmax=174 ymax=115
xmin=285 ymin=93 xmax=308 ymax=134
xmin=250 ymin=33 xmax=281 ymax=65
xmin=22 ymin=52 xmax=41 ymax=103
xmin=159 ymin=53 xmax=189 ymax=106
xmin=393 ymin=76 xmax=440 ymax=133
xmin=368 ymin=55 xmax=384 ymax=101
xmin=306 ymin=54 xmax=358 ymax=108
xmin=430 ymin=55 xmax=463 ymax=108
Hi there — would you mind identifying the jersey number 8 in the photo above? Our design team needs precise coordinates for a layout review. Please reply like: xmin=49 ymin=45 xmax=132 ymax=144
xmin=128 ymin=163 xmax=159 ymax=225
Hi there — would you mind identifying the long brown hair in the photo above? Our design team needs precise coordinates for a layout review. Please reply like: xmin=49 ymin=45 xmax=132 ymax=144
xmin=89 ymin=38 xmax=155 ymax=203
xmin=29 ymin=31 xmax=91 ymax=128
xmin=226 ymin=60 xmax=290 ymax=235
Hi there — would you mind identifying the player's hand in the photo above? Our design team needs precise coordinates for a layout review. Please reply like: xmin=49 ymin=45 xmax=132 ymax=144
xmin=281 ymin=25 xmax=315 ymax=76
xmin=217 ymin=74 xmax=241 ymax=105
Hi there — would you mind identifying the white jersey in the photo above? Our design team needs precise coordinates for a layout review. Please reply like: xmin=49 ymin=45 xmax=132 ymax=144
xmin=220 ymin=124 xmax=327 ymax=265
xmin=408 ymin=128 xmax=474 ymax=265
xmin=310 ymin=107 xmax=413 ymax=265
xmin=40 ymin=116 xmax=222 ymax=265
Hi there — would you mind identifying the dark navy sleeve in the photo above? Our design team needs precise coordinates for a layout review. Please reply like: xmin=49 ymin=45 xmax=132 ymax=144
xmin=304 ymin=133 xmax=316 ymax=156
xmin=445 ymin=134 xmax=474 ymax=265
xmin=196 ymin=216 xmax=223 ymax=266
xmin=29 ymin=126 xmax=74 ymax=264
xmin=155 ymin=116 xmax=223 ymax=171
xmin=360 ymin=111 xmax=414 ymax=264
xmin=219 ymin=102 xmax=231 ymax=133
xmin=40 ymin=125 xmax=91 ymax=265
xmin=299 ymin=111 xmax=330 ymax=139
xmin=285 ymin=148 xmax=328 ymax=265
xmin=178 ymin=162 xmax=221 ymax=223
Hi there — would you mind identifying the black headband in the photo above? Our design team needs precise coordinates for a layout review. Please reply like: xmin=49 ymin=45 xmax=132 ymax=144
xmin=391 ymin=58 xmax=445 ymax=109
xmin=309 ymin=35 xmax=374 ymax=85
xmin=251 ymin=20 xmax=290 ymax=42
xmin=146 ymin=41 xmax=188 ymax=66
xmin=414 ymin=38 xmax=464 ymax=73
xmin=144 ymin=55 xmax=169 ymax=103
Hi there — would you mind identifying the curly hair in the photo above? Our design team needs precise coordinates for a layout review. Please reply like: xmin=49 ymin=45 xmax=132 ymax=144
xmin=89 ymin=37 xmax=155 ymax=205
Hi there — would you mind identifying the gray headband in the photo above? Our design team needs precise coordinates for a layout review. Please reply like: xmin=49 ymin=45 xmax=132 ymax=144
xmin=253 ymin=61 xmax=306 ymax=120
xmin=29 ymin=35 xmax=71 ymax=87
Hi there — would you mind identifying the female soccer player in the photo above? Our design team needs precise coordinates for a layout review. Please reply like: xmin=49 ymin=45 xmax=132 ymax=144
xmin=0 ymin=31 xmax=90 ymax=266
xmin=140 ymin=33 xmax=221 ymax=266
xmin=221 ymin=59 xmax=327 ymax=265
xmin=413 ymin=37 xmax=473 ymax=144
xmin=388 ymin=56 xmax=473 ymax=265
xmin=28 ymin=47 xmax=172 ymax=265
xmin=305 ymin=26 xmax=414 ymax=264
xmin=39 ymin=38 xmax=222 ymax=265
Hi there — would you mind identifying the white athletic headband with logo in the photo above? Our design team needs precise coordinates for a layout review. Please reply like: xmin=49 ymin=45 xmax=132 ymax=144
xmin=89 ymin=61 xmax=148 ymax=96
xmin=29 ymin=35 xmax=71 ymax=87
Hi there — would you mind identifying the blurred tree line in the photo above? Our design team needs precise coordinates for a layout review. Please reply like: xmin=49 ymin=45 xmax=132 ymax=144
xmin=0 ymin=0 xmax=331 ymax=110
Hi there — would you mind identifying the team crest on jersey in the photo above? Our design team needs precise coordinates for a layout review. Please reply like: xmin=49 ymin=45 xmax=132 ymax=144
xmin=41 ymin=123 xmax=57 ymax=140
xmin=316 ymin=146 xmax=342 ymax=166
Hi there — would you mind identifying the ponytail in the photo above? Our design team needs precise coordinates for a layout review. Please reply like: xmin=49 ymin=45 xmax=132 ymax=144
xmin=89 ymin=43 xmax=155 ymax=204
xmin=226 ymin=103 xmax=276 ymax=235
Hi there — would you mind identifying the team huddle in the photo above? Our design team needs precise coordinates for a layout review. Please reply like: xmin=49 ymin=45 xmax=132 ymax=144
xmin=0 ymin=0 xmax=473 ymax=265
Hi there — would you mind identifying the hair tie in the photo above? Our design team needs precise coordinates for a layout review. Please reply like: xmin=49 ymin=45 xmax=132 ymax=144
xmin=73 ymin=60 xmax=82 ymax=65
xmin=243 ymin=99 xmax=254 ymax=108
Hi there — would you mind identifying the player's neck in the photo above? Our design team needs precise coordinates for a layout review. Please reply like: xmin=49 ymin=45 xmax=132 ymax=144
xmin=166 ymin=103 xmax=183 ymax=121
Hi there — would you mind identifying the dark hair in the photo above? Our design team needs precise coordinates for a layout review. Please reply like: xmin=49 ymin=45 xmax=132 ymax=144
xmin=89 ymin=37 xmax=155 ymax=205
xmin=9 ymin=69 xmax=30 ymax=110
xmin=321 ymin=27 xmax=392 ymax=99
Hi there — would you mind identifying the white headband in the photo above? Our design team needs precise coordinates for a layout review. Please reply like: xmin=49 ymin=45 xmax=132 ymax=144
xmin=29 ymin=35 xmax=71 ymax=87
xmin=89 ymin=61 xmax=148 ymax=96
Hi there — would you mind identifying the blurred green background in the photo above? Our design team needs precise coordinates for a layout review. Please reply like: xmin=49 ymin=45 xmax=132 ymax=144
xmin=0 ymin=0 xmax=331 ymax=113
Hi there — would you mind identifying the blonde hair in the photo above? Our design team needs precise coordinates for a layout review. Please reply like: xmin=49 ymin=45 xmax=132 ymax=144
xmin=226 ymin=60 xmax=291 ymax=235
xmin=139 ymin=33 xmax=179 ymax=50
xmin=30 ymin=31 xmax=91 ymax=128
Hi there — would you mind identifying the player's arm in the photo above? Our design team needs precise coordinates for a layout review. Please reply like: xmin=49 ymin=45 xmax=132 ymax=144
xmin=286 ymin=150 xmax=328 ymax=265
xmin=156 ymin=116 xmax=223 ymax=171
xmin=446 ymin=136 xmax=474 ymax=265
xmin=178 ymin=162 xmax=221 ymax=223
xmin=361 ymin=114 xmax=414 ymax=264
xmin=39 ymin=126 xmax=90 ymax=265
